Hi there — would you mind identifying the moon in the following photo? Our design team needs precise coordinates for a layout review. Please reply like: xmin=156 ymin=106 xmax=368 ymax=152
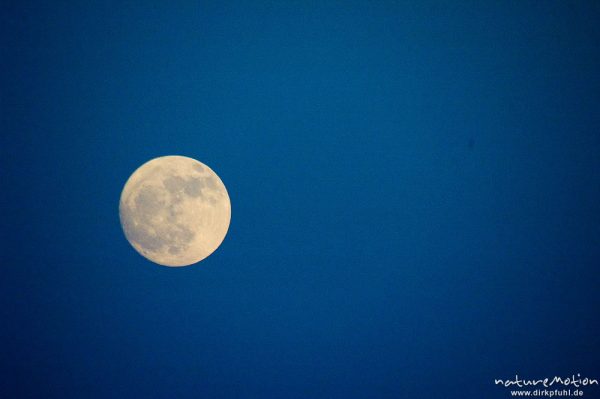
xmin=119 ymin=156 xmax=231 ymax=267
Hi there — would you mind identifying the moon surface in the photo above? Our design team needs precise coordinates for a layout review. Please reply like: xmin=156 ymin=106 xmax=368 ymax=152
xmin=119 ymin=156 xmax=231 ymax=267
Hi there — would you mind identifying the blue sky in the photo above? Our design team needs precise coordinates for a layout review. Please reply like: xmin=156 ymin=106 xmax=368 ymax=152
xmin=2 ymin=1 xmax=600 ymax=398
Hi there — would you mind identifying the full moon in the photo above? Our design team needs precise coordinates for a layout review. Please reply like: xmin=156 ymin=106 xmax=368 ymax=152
xmin=119 ymin=156 xmax=231 ymax=267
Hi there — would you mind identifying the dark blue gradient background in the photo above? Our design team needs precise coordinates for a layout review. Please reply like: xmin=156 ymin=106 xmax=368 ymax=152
xmin=2 ymin=2 xmax=599 ymax=398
